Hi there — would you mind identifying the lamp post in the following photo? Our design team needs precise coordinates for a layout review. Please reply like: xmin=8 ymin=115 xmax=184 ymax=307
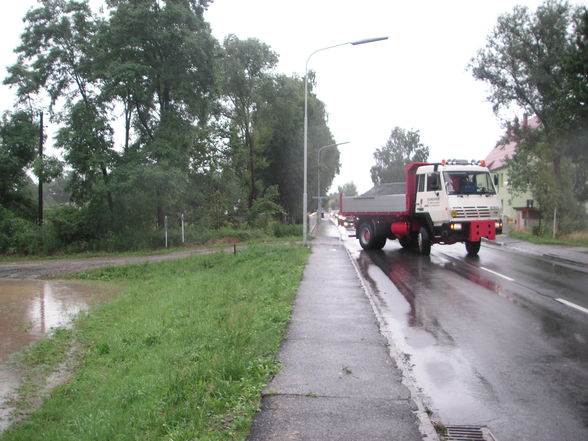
xmin=303 ymin=36 xmax=388 ymax=245
xmin=317 ymin=141 xmax=350 ymax=226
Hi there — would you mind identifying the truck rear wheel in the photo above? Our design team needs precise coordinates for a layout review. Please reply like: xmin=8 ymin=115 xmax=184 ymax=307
xmin=373 ymin=235 xmax=387 ymax=249
xmin=465 ymin=240 xmax=481 ymax=257
xmin=358 ymin=222 xmax=375 ymax=250
xmin=398 ymin=234 xmax=416 ymax=249
xmin=358 ymin=222 xmax=386 ymax=250
xmin=417 ymin=227 xmax=431 ymax=255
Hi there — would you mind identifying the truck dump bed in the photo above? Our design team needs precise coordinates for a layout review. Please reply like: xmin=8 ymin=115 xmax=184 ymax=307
xmin=341 ymin=182 xmax=407 ymax=214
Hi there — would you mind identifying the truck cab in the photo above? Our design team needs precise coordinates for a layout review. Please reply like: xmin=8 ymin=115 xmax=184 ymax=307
xmin=414 ymin=160 xmax=503 ymax=254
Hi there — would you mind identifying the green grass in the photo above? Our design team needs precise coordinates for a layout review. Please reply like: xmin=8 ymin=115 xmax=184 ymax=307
xmin=2 ymin=244 xmax=310 ymax=441
xmin=0 ymin=235 xmax=302 ymax=263
xmin=509 ymin=230 xmax=588 ymax=247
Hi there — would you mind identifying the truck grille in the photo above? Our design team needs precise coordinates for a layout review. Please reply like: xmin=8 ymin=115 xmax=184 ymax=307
xmin=453 ymin=206 xmax=494 ymax=219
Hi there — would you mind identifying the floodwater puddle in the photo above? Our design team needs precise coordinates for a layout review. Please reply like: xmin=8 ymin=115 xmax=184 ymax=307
xmin=0 ymin=279 xmax=119 ymax=433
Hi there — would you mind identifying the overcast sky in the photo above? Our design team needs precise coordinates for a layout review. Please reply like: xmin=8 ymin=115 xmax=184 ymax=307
xmin=1 ymin=0 xmax=553 ymax=193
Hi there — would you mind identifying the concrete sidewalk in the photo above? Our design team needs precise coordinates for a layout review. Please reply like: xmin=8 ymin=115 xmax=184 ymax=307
xmin=248 ymin=221 xmax=427 ymax=441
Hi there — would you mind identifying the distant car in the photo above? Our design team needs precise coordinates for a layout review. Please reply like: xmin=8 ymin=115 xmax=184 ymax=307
xmin=338 ymin=215 xmax=355 ymax=228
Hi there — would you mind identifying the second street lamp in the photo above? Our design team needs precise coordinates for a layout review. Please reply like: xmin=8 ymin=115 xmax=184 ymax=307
xmin=302 ymin=36 xmax=388 ymax=244
xmin=317 ymin=142 xmax=350 ymax=228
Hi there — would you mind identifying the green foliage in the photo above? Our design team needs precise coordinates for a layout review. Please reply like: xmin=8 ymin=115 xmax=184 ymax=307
xmin=1 ymin=245 xmax=310 ymax=441
xmin=257 ymin=74 xmax=338 ymax=220
xmin=338 ymin=182 xmax=358 ymax=197
xmin=0 ymin=111 xmax=39 ymax=218
xmin=471 ymin=0 xmax=588 ymax=234
xmin=269 ymin=223 xmax=302 ymax=238
xmin=370 ymin=127 xmax=429 ymax=185
xmin=1 ymin=1 xmax=337 ymax=254
xmin=221 ymin=34 xmax=279 ymax=208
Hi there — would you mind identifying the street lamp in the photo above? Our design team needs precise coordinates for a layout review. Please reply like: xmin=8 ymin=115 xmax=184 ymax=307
xmin=302 ymin=36 xmax=388 ymax=245
xmin=317 ymin=141 xmax=350 ymax=226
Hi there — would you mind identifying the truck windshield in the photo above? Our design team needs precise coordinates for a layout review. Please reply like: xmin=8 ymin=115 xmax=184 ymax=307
xmin=443 ymin=171 xmax=496 ymax=195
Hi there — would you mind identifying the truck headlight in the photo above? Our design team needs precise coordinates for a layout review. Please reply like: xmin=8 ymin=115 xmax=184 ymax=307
xmin=450 ymin=223 xmax=462 ymax=231
xmin=495 ymin=221 xmax=503 ymax=229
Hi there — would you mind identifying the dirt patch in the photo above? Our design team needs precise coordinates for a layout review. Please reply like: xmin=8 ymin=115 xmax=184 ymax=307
xmin=0 ymin=246 xmax=241 ymax=280
xmin=205 ymin=237 xmax=240 ymax=245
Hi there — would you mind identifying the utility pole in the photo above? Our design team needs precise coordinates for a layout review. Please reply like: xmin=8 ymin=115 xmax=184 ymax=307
xmin=38 ymin=111 xmax=44 ymax=226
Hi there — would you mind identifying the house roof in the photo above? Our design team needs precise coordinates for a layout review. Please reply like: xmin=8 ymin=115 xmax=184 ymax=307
xmin=485 ymin=116 xmax=540 ymax=171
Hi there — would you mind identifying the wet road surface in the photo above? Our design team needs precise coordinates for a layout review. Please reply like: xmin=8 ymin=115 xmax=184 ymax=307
xmin=344 ymin=234 xmax=588 ymax=441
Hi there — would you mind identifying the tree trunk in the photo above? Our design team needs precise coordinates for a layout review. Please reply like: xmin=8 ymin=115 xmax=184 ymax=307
xmin=245 ymin=125 xmax=256 ymax=208
xmin=156 ymin=188 xmax=164 ymax=229
xmin=101 ymin=165 xmax=114 ymax=214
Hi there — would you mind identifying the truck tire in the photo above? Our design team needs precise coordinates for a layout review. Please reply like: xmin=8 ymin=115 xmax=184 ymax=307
xmin=465 ymin=240 xmax=481 ymax=257
xmin=358 ymin=222 xmax=376 ymax=250
xmin=417 ymin=227 xmax=431 ymax=255
xmin=398 ymin=234 xmax=416 ymax=250
xmin=373 ymin=235 xmax=387 ymax=250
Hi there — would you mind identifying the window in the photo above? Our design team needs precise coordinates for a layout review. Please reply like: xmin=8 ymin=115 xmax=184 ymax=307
xmin=442 ymin=171 xmax=496 ymax=195
xmin=417 ymin=174 xmax=425 ymax=192
xmin=426 ymin=172 xmax=441 ymax=191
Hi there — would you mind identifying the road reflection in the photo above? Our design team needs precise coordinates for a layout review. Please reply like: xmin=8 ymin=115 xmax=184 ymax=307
xmin=345 ymin=238 xmax=588 ymax=440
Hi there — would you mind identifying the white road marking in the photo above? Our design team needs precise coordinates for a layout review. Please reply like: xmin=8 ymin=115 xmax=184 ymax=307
xmin=480 ymin=267 xmax=515 ymax=282
xmin=555 ymin=298 xmax=588 ymax=314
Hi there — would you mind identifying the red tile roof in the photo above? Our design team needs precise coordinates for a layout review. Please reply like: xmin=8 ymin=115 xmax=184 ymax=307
xmin=485 ymin=116 xmax=541 ymax=170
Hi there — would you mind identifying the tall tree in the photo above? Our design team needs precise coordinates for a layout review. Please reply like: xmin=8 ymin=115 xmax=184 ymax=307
xmin=220 ymin=34 xmax=278 ymax=208
xmin=100 ymin=0 xmax=219 ymax=227
xmin=4 ymin=0 xmax=116 ymax=216
xmin=370 ymin=127 xmax=429 ymax=185
xmin=470 ymin=0 xmax=588 ymax=232
xmin=257 ymin=74 xmax=338 ymax=221
xmin=0 ymin=111 xmax=39 ymax=218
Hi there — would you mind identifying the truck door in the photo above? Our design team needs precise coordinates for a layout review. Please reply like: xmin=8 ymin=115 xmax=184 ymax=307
xmin=416 ymin=172 xmax=446 ymax=225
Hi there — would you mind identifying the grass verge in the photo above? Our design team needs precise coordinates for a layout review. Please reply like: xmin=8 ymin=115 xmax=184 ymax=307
xmin=1 ymin=244 xmax=309 ymax=441
xmin=0 ymin=235 xmax=302 ymax=263
xmin=509 ymin=230 xmax=588 ymax=247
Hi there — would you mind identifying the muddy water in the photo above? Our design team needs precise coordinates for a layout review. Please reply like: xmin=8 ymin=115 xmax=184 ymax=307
xmin=0 ymin=279 xmax=119 ymax=432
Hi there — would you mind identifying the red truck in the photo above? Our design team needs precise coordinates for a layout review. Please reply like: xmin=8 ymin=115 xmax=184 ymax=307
xmin=340 ymin=160 xmax=503 ymax=256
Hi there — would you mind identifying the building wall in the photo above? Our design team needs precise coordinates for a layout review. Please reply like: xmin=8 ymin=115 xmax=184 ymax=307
xmin=491 ymin=166 xmax=537 ymax=231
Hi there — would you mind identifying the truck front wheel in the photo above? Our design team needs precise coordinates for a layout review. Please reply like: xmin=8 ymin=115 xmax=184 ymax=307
xmin=465 ymin=240 xmax=481 ymax=257
xmin=417 ymin=227 xmax=431 ymax=255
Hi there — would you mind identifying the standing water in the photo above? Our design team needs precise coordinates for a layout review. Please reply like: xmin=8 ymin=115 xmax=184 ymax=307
xmin=0 ymin=279 xmax=119 ymax=432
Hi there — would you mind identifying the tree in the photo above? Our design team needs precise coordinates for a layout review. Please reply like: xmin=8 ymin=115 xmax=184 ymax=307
xmin=370 ymin=127 xmax=429 ymax=185
xmin=220 ymin=34 xmax=278 ymax=208
xmin=256 ymin=74 xmax=338 ymax=222
xmin=55 ymin=101 xmax=115 ymax=212
xmin=0 ymin=111 xmax=39 ymax=218
xmin=470 ymin=0 xmax=588 ymax=233
xmin=338 ymin=182 xmax=358 ymax=197
xmin=5 ymin=0 xmax=115 ymax=220
xmin=98 ymin=0 xmax=219 ymax=228
xmin=4 ymin=0 xmax=99 ymax=111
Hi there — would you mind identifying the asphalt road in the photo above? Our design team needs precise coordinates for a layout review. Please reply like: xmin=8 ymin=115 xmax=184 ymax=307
xmin=344 ymin=234 xmax=588 ymax=441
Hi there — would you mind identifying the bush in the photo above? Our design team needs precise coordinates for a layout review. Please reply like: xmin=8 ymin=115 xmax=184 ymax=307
xmin=0 ymin=206 xmax=44 ymax=254
xmin=270 ymin=223 xmax=302 ymax=238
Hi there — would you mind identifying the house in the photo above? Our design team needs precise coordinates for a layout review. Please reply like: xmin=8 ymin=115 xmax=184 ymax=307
xmin=485 ymin=115 xmax=542 ymax=232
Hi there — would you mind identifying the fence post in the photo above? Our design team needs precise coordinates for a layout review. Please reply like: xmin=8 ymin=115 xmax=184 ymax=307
xmin=181 ymin=213 xmax=185 ymax=244
xmin=165 ymin=215 xmax=168 ymax=248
